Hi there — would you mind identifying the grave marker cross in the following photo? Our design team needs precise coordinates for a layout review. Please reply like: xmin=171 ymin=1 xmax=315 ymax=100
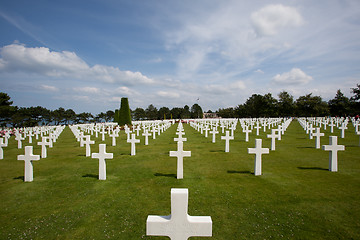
xmin=313 ymin=128 xmax=324 ymax=149
xmin=322 ymin=136 xmax=345 ymax=172
xmin=92 ymin=144 xmax=113 ymax=180
xmin=169 ymin=141 xmax=191 ymax=179
xmin=221 ymin=130 xmax=234 ymax=152
xmin=17 ymin=146 xmax=40 ymax=182
xmin=146 ymin=188 xmax=212 ymax=240
xmin=127 ymin=133 xmax=140 ymax=155
xmin=248 ymin=139 xmax=269 ymax=176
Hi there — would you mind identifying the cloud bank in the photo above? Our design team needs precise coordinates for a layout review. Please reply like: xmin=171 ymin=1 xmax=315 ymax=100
xmin=0 ymin=43 xmax=154 ymax=85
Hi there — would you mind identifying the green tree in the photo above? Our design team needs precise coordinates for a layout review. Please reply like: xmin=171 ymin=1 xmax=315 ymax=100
xmin=158 ymin=107 xmax=170 ymax=120
xmin=350 ymin=84 xmax=360 ymax=115
xmin=145 ymin=104 xmax=158 ymax=120
xmin=53 ymin=107 xmax=66 ymax=125
xmin=278 ymin=91 xmax=295 ymax=116
xmin=328 ymin=90 xmax=350 ymax=116
xmin=217 ymin=107 xmax=235 ymax=118
xmin=118 ymin=98 xmax=132 ymax=126
xmin=181 ymin=105 xmax=191 ymax=119
xmin=0 ymin=92 xmax=17 ymax=127
xmin=191 ymin=104 xmax=203 ymax=118
xmin=105 ymin=110 xmax=115 ymax=122
xmin=171 ymin=107 xmax=183 ymax=119
xmin=295 ymin=93 xmax=329 ymax=117
xmin=133 ymin=108 xmax=145 ymax=121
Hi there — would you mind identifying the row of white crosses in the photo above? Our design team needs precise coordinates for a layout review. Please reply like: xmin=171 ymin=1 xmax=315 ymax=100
xmin=298 ymin=118 xmax=346 ymax=172
xmin=68 ymin=120 xmax=175 ymax=180
xmin=149 ymin=121 xmax=212 ymax=239
xmin=0 ymin=125 xmax=63 ymax=160
xmin=14 ymin=126 xmax=66 ymax=182
xmin=169 ymin=122 xmax=191 ymax=179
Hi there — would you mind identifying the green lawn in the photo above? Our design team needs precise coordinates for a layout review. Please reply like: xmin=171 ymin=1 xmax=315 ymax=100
xmin=0 ymin=120 xmax=359 ymax=239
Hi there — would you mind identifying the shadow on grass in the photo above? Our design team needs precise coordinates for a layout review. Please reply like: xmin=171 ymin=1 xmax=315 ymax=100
xmin=82 ymin=174 xmax=99 ymax=179
xmin=297 ymin=167 xmax=328 ymax=171
xmin=346 ymin=145 xmax=360 ymax=148
xmin=13 ymin=176 xmax=24 ymax=180
xmin=297 ymin=146 xmax=314 ymax=149
xmin=209 ymin=150 xmax=224 ymax=153
xmin=227 ymin=170 xmax=252 ymax=174
xmin=154 ymin=173 xmax=177 ymax=178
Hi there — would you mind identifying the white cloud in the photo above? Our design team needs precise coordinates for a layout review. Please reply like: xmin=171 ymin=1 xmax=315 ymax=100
xmin=273 ymin=68 xmax=313 ymax=85
xmin=251 ymin=4 xmax=304 ymax=36
xmin=254 ymin=69 xmax=264 ymax=74
xmin=40 ymin=84 xmax=58 ymax=92
xmin=230 ymin=80 xmax=246 ymax=90
xmin=156 ymin=91 xmax=180 ymax=98
xmin=73 ymin=86 xmax=100 ymax=94
xmin=0 ymin=43 xmax=154 ymax=85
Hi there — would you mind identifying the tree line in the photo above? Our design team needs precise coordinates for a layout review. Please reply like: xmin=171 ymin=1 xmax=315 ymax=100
xmin=216 ymin=85 xmax=360 ymax=118
xmin=0 ymin=84 xmax=359 ymax=127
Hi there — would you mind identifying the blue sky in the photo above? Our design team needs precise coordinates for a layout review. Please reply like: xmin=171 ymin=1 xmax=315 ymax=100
xmin=0 ymin=0 xmax=359 ymax=114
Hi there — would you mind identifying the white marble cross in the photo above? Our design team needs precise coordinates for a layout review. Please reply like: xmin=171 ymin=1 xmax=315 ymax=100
xmin=313 ymin=128 xmax=324 ymax=149
xmin=91 ymin=144 xmax=113 ymax=180
xmin=254 ymin=122 xmax=261 ymax=136
xmin=142 ymin=130 xmax=151 ymax=145
xmin=308 ymin=124 xmax=315 ymax=139
xmin=328 ymin=121 xmax=335 ymax=133
xmin=221 ymin=130 xmax=234 ymax=152
xmin=27 ymin=131 xmax=34 ymax=143
xmin=169 ymin=141 xmax=191 ymax=179
xmin=127 ymin=133 xmax=140 ymax=155
xmin=322 ymin=136 xmax=345 ymax=172
xmin=338 ymin=124 xmax=347 ymax=138
xmin=242 ymin=125 xmax=251 ymax=142
xmin=37 ymin=137 xmax=51 ymax=158
xmin=83 ymin=135 xmax=95 ymax=157
xmin=220 ymin=124 xmax=226 ymax=134
xmin=174 ymin=132 xmax=187 ymax=143
xmin=100 ymin=127 xmax=107 ymax=141
xmin=17 ymin=146 xmax=40 ymax=182
xmin=267 ymin=129 xmax=279 ymax=151
xmin=146 ymin=188 xmax=212 ymax=240
xmin=203 ymin=125 xmax=210 ymax=137
xmin=0 ymin=138 xmax=6 ymax=159
xmin=15 ymin=134 xmax=25 ymax=149
xmin=248 ymin=139 xmax=269 ymax=176
xmin=109 ymin=131 xmax=119 ymax=146
xmin=151 ymin=127 xmax=157 ymax=139
xmin=209 ymin=128 xmax=218 ymax=143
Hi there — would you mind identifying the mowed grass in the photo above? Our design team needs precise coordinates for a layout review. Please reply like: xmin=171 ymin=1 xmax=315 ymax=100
xmin=0 ymin=120 xmax=359 ymax=239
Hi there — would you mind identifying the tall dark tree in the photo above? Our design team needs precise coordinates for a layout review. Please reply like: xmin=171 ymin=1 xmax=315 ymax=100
xmin=105 ymin=110 xmax=115 ymax=122
xmin=118 ymin=98 xmax=132 ymax=126
xmin=328 ymin=90 xmax=350 ymax=116
xmin=0 ymin=92 xmax=17 ymax=127
xmin=278 ymin=91 xmax=295 ymax=117
xmin=158 ymin=107 xmax=170 ymax=120
xmin=181 ymin=105 xmax=191 ymax=119
xmin=190 ymin=104 xmax=203 ymax=118
xmin=53 ymin=107 xmax=66 ymax=125
xmin=217 ymin=107 xmax=235 ymax=118
xmin=133 ymin=108 xmax=145 ymax=120
xmin=145 ymin=104 xmax=158 ymax=120
xmin=350 ymin=84 xmax=360 ymax=115
xmin=295 ymin=93 xmax=329 ymax=117
xmin=170 ymin=107 xmax=183 ymax=119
